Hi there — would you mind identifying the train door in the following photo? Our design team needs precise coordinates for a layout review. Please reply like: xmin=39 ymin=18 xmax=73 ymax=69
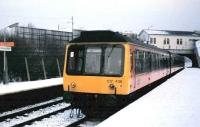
xmin=130 ymin=46 xmax=135 ymax=92
xmin=134 ymin=49 xmax=139 ymax=89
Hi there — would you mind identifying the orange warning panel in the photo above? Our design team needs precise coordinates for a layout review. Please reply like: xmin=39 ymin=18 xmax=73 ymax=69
xmin=0 ymin=42 xmax=14 ymax=47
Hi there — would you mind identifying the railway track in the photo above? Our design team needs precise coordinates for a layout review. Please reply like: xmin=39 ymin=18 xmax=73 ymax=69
xmin=66 ymin=117 xmax=89 ymax=127
xmin=12 ymin=106 xmax=71 ymax=127
xmin=66 ymin=117 xmax=104 ymax=127
xmin=0 ymin=97 xmax=71 ymax=127
xmin=0 ymin=96 xmax=102 ymax=127
xmin=0 ymin=97 xmax=64 ymax=122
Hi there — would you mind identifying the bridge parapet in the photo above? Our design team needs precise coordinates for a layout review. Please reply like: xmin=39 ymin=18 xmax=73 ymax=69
xmin=164 ymin=49 xmax=194 ymax=54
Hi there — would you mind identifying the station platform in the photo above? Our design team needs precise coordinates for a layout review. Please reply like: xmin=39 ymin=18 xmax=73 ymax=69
xmin=0 ymin=78 xmax=62 ymax=96
xmin=98 ymin=68 xmax=200 ymax=127
xmin=0 ymin=78 xmax=63 ymax=112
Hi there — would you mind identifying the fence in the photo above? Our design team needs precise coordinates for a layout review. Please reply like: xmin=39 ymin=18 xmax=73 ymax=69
xmin=0 ymin=26 xmax=73 ymax=82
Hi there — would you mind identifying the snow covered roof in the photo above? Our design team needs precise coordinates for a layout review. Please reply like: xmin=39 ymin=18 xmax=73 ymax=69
xmin=140 ymin=29 xmax=200 ymax=37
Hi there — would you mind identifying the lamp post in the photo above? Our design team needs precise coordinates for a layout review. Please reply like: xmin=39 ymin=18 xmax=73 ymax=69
xmin=2 ymin=22 xmax=18 ymax=84
xmin=67 ymin=16 xmax=74 ymax=40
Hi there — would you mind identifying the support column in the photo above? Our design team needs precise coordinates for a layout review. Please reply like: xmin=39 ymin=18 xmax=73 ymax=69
xmin=41 ymin=58 xmax=47 ymax=79
xmin=24 ymin=57 xmax=30 ymax=81
xmin=56 ymin=58 xmax=61 ymax=77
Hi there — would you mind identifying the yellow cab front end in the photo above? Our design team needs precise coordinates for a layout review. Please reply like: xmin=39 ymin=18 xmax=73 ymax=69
xmin=63 ymin=43 xmax=131 ymax=96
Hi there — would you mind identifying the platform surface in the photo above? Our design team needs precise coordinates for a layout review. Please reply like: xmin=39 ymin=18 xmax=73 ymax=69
xmin=0 ymin=78 xmax=62 ymax=96
xmin=98 ymin=68 xmax=200 ymax=127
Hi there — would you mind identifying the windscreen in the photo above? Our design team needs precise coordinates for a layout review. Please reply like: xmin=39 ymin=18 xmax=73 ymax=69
xmin=67 ymin=44 xmax=124 ymax=76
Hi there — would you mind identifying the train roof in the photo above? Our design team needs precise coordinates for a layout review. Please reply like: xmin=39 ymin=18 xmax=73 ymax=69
xmin=70 ymin=30 xmax=133 ymax=42
xmin=69 ymin=30 xmax=169 ymax=53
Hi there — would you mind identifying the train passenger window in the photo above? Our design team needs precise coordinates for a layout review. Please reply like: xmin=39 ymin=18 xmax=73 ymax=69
xmin=145 ymin=52 xmax=151 ymax=72
xmin=155 ymin=54 xmax=158 ymax=70
xmin=139 ymin=51 xmax=144 ymax=73
xmin=135 ymin=49 xmax=146 ymax=74
xmin=152 ymin=53 xmax=156 ymax=70
xmin=158 ymin=54 xmax=161 ymax=69
xmin=135 ymin=50 xmax=140 ymax=74
xmin=144 ymin=52 xmax=147 ymax=71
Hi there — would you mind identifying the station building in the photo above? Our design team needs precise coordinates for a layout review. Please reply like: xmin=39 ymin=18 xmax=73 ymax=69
xmin=139 ymin=29 xmax=200 ymax=54
xmin=138 ymin=29 xmax=200 ymax=67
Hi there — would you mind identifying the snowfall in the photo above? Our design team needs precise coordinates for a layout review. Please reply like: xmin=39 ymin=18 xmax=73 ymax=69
xmin=98 ymin=68 xmax=200 ymax=127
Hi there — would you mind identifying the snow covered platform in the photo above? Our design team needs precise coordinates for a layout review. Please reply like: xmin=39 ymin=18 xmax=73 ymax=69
xmin=0 ymin=78 xmax=63 ymax=96
xmin=98 ymin=68 xmax=200 ymax=127
xmin=0 ymin=78 xmax=63 ymax=112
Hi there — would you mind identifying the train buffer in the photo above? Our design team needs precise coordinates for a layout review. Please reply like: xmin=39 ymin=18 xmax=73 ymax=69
xmin=98 ymin=68 xmax=200 ymax=127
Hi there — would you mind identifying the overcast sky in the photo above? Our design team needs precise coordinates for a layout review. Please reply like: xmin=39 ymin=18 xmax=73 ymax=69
xmin=0 ymin=0 xmax=200 ymax=33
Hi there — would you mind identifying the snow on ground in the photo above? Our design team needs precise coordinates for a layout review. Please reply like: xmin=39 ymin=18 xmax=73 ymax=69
xmin=0 ymin=78 xmax=63 ymax=96
xmin=0 ymin=102 xmax=70 ymax=127
xmin=184 ymin=57 xmax=192 ymax=68
xmin=98 ymin=68 xmax=200 ymax=127
xmin=25 ymin=110 xmax=85 ymax=127
xmin=0 ymin=97 xmax=63 ymax=117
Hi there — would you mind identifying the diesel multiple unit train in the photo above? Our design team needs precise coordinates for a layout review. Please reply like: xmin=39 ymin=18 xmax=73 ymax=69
xmin=63 ymin=31 xmax=185 ymax=115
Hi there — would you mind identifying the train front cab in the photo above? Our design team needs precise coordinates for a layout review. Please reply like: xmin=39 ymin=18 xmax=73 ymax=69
xmin=63 ymin=43 xmax=134 ymax=109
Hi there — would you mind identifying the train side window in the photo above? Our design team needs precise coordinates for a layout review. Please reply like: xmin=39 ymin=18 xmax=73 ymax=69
xmin=144 ymin=51 xmax=147 ymax=72
xmin=139 ymin=50 xmax=144 ymax=73
xmin=158 ymin=54 xmax=161 ymax=69
xmin=143 ymin=51 xmax=146 ymax=72
xmin=130 ymin=51 xmax=134 ymax=72
xmin=156 ymin=54 xmax=159 ymax=70
xmin=151 ymin=53 xmax=154 ymax=71
xmin=160 ymin=55 xmax=163 ymax=69
xmin=68 ymin=51 xmax=76 ymax=71
xmin=135 ymin=50 xmax=138 ymax=74
xmin=135 ymin=50 xmax=140 ymax=74
xmin=146 ymin=52 xmax=151 ymax=72
xmin=154 ymin=54 xmax=157 ymax=70
xmin=68 ymin=47 xmax=84 ymax=74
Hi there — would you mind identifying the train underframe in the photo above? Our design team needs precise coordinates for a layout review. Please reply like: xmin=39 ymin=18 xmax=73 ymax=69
xmin=63 ymin=92 xmax=131 ymax=116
